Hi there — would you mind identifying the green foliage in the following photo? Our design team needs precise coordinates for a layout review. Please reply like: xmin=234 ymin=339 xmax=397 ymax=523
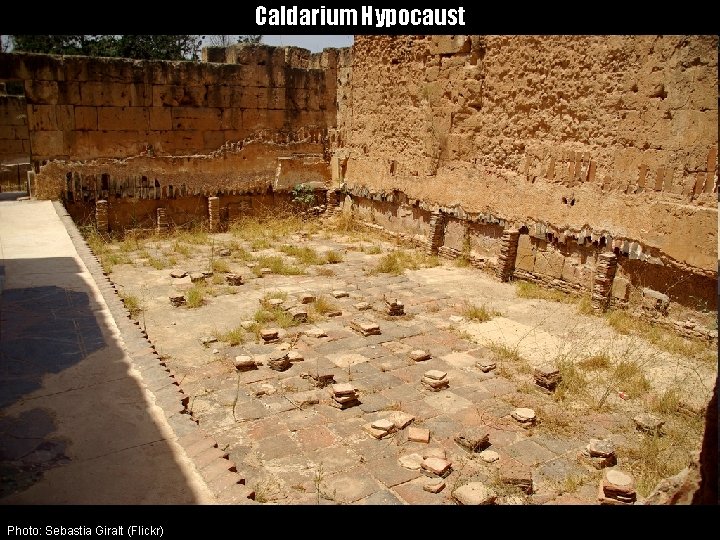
xmin=291 ymin=183 xmax=316 ymax=207
xmin=10 ymin=35 xmax=204 ymax=60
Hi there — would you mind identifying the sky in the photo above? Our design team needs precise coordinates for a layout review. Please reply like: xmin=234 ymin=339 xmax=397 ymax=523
xmin=261 ymin=35 xmax=353 ymax=52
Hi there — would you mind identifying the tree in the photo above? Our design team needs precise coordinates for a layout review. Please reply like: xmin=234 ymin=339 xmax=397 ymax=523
xmin=206 ymin=35 xmax=263 ymax=47
xmin=9 ymin=35 xmax=205 ymax=61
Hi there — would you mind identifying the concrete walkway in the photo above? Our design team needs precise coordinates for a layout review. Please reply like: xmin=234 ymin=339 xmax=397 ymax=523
xmin=0 ymin=199 xmax=217 ymax=504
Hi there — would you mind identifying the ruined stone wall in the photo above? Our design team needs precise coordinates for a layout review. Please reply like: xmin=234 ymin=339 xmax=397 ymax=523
xmin=335 ymin=35 xmax=718 ymax=308
xmin=0 ymin=93 xmax=30 ymax=163
xmin=0 ymin=47 xmax=336 ymax=162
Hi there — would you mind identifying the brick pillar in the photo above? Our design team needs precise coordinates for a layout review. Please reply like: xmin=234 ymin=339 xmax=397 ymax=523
xmin=325 ymin=189 xmax=340 ymax=217
xmin=95 ymin=200 xmax=108 ymax=233
xmin=426 ymin=211 xmax=446 ymax=255
xmin=497 ymin=229 xmax=520 ymax=282
xmin=591 ymin=253 xmax=618 ymax=312
xmin=156 ymin=207 xmax=168 ymax=233
xmin=208 ymin=196 xmax=220 ymax=232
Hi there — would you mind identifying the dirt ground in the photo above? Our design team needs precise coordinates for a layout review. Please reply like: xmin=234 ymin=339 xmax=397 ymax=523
xmin=101 ymin=217 xmax=717 ymax=504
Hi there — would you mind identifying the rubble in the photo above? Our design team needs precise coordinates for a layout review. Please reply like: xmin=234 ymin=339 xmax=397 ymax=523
xmin=454 ymin=427 xmax=491 ymax=453
xmin=385 ymin=298 xmax=405 ymax=316
xmin=421 ymin=370 xmax=449 ymax=391
xmin=410 ymin=349 xmax=431 ymax=362
xmin=350 ymin=319 xmax=381 ymax=336
xmin=634 ymin=413 xmax=664 ymax=435
xmin=453 ymin=482 xmax=497 ymax=505
xmin=169 ymin=294 xmax=186 ymax=307
xmin=290 ymin=307 xmax=308 ymax=323
xmin=330 ymin=383 xmax=360 ymax=409
xmin=199 ymin=336 xmax=217 ymax=346
xmin=598 ymin=468 xmax=637 ymax=505
xmin=534 ymin=363 xmax=561 ymax=391
xmin=511 ymin=407 xmax=536 ymax=426
xmin=479 ymin=450 xmax=500 ymax=463
xmin=299 ymin=293 xmax=316 ymax=304
xmin=580 ymin=439 xmax=617 ymax=469
xmin=421 ymin=457 xmax=452 ymax=477
xmin=260 ymin=328 xmax=280 ymax=343
xmin=170 ymin=270 xmax=187 ymax=278
xmin=189 ymin=272 xmax=206 ymax=283
xmin=234 ymin=355 xmax=258 ymax=371
xmin=267 ymin=351 xmax=291 ymax=371
xmin=306 ymin=328 xmax=327 ymax=338
xmin=303 ymin=371 xmax=334 ymax=388
xmin=423 ymin=479 xmax=446 ymax=493
xmin=225 ymin=273 xmax=244 ymax=285
xmin=332 ymin=290 xmax=349 ymax=298
xmin=476 ymin=359 xmax=496 ymax=373
xmin=354 ymin=301 xmax=371 ymax=311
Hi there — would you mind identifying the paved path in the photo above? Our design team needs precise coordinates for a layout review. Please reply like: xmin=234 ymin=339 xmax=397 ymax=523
xmin=0 ymin=199 xmax=218 ymax=504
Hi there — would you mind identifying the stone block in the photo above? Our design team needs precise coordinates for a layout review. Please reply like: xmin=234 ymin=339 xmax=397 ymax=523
xmin=533 ymin=249 xmax=565 ymax=279
xmin=421 ymin=457 xmax=452 ymax=477
xmin=28 ymin=105 xmax=57 ymax=131
xmin=171 ymin=107 xmax=222 ymax=131
xmin=515 ymin=235 xmax=535 ymax=272
xmin=97 ymin=106 xmax=149 ymax=131
xmin=149 ymin=107 xmax=172 ymax=130
xmin=452 ymin=482 xmax=496 ymax=505
xmin=611 ymin=276 xmax=631 ymax=302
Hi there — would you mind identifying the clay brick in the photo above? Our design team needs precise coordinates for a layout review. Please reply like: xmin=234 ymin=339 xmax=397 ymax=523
xmin=75 ymin=107 xmax=98 ymax=131
xmin=97 ymin=107 xmax=150 ymax=131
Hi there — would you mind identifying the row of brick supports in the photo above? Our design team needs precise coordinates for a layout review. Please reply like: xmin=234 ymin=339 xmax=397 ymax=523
xmin=94 ymin=197 xmax=620 ymax=313
xmin=93 ymin=196 xmax=218 ymax=234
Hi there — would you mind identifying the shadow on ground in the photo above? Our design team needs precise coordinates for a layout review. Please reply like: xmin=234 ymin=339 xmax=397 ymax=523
xmin=0 ymin=257 xmax=203 ymax=503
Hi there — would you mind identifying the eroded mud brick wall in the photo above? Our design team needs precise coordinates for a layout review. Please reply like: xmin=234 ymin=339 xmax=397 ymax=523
xmin=334 ymin=35 xmax=718 ymax=309
xmin=0 ymin=46 xmax=337 ymax=210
